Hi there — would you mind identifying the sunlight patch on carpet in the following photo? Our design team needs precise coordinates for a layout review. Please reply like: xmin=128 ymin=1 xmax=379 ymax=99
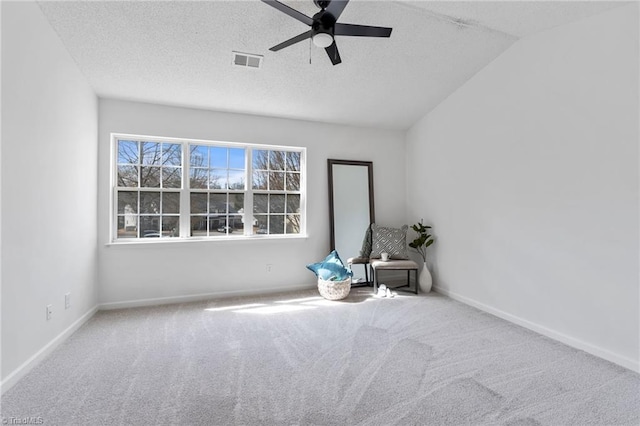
xmin=275 ymin=296 xmax=324 ymax=303
xmin=204 ymin=303 xmax=266 ymax=312
xmin=236 ymin=304 xmax=316 ymax=314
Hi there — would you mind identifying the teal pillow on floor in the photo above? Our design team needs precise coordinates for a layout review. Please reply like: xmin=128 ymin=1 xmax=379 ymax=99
xmin=306 ymin=250 xmax=353 ymax=281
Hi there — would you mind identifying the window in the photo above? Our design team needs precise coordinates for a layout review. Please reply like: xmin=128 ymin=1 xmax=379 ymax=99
xmin=112 ymin=134 xmax=305 ymax=241
xmin=116 ymin=140 xmax=182 ymax=239
xmin=252 ymin=150 xmax=301 ymax=235
xmin=189 ymin=145 xmax=246 ymax=237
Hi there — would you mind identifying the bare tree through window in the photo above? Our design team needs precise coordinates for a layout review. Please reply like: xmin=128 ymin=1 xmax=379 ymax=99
xmin=189 ymin=145 xmax=246 ymax=237
xmin=113 ymin=135 xmax=303 ymax=241
xmin=252 ymin=150 xmax=301 ymax=235
xmin=116 ymin=140 xmax=182 ymax=238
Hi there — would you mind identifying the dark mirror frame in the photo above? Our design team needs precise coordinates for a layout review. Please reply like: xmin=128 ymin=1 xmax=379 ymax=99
xmin=327 ymin=159 xmax=375 ymax=252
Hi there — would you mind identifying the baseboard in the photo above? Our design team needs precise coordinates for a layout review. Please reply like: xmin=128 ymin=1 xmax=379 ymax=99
xmin=1 ymin=305 xmax=99 ymax=395
xmin=433 ymin=285 xmax=639 ymax=373
xmin=98 ymin=283 xmax=317 ymax=310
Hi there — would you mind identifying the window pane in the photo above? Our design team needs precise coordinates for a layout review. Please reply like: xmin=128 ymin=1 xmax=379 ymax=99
xmin=269 ymin=172 xmax=285 ymax=190
xmin=228 ymin=170 xmax=245 ymax=190
xmin=286 ymin=151 xmax=300 ymax=171
xmin=286 ymin=214 xmax=301 ymax=234
xmin=190 ymin=193 xmax=207 ymax=214
xmin=210 ymin=169 xmax=226 ymax=190
xmin=190 ymin=168 xmax=208 ymax=189
xmin=117 ymin=165 xmax=138 ymax=187
xmin=286 ymin=194 xmax=300 ymax=214
xmin=118 ymin=141 xmax=138 ymax=164
xmin=209 ymin=193 xmax=227 ymax=214
xmin=162 ymin=143 xmax=182 ymax=166
xmin=117 ymin=216 xmax=138 ymax=238
xmin=118 ymin=191 xmax=138 ymax=214
xmin=229 ymin=148 xmax=245 ymax=169
xmin=252 ymin=171 xmax=268 ymax=190
xmin=255 ymin=215 xmax=268 ymax=234
xmin=270 ymin=194 xmax=285 ymax=213
xmin=163 ymin=193 xmax=180 ymax=214
xmin=140 ymin=167 xmax=160 ymax=188
xmin=190 ymin=145 xmax=208 ymax=167
xmin=161 ymin=216 xmax=179 ymax=237
xmin=254 ymin=194 xmax=268 ymax=214
xmin=269 ymin=215 xmax=285 ymax=234
xmin=211 ymin=215 xmax=241 ymax=235
xmin=269 ymin=151 xmax=285 ymax=170
xmin=141 ymin=142 xmax=161 ymax=165
xmin=140 ymin=216 xmax=160 ymax=237
xmin=229 ymin=215 xmax=243 ymax=233
xmin=140 ymin=192 xmax=160 ymax=214
xmin=191 ymin=216 xmax=208 ymax=236
xmin=286 ymin=172 xmax=300 ymax=191
xmin=229 ymin=194 xmax=244 ymax=213
xmin=211 ymin=215 xmax=229 ymax=235
xmin=210 ymin=147 xmax=227 ymax=168
xmin=162 ymin=167 xmax=182 ymax=188
xmin=253 ymin=150 xmax=269 ymax=170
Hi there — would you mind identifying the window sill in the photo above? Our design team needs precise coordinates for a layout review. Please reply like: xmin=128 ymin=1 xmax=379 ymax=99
xmin=105 ymin=233 xmax=309 ymax=247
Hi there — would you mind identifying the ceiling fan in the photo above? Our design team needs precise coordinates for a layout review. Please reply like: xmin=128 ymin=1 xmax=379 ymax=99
xmin=261 ymin=0 xmax=393 ymax=65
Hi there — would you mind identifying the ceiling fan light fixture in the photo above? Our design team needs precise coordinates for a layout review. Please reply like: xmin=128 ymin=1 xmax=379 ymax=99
xmin=261 ymin=0 xmax=392 ymax=66
xmin=312 ymin=32 xmax=333 ymax=48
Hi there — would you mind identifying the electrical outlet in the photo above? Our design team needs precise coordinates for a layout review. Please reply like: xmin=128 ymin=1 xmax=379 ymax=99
xmin=266 ymin=264 xmax=273 ymax=273
xmin=65 ymin=293 xmax=71 ymax=309
xmin=46 ymin=304 xmax=52 ymax=321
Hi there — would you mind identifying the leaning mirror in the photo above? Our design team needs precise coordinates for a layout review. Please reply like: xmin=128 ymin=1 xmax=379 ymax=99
xmin=328 ymin=159 xmax=375 ymax=283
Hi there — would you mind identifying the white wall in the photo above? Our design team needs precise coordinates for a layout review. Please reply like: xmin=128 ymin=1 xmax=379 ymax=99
xmin=406 ymin=4 xmax=639 ymax=371
xmin=1 ymin=1 xmax=99 ymax=387
xmin=98 ymin=99 xmax=405 ymax=306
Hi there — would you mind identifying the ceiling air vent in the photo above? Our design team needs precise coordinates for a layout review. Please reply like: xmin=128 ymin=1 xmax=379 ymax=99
xmin=232 ymin=52 xmax=263 ymax=69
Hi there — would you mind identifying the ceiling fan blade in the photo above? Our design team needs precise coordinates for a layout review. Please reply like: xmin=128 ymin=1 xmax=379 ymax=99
xmin=261 ymin=0 xmax=313 ymax=26
xmin=269 ymin=30 xmax=313 ymax=51
xmin=325 ymin=42 xmax=342 ymax=66
xmin=325 ymin=0 xmax=349 ymax=20
xmin=334 ymin=23 xmax=392 ymax=38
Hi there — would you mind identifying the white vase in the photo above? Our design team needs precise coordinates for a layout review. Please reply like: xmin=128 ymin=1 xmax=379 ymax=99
xmin=419 ymin=262 xmax=432 ymax=293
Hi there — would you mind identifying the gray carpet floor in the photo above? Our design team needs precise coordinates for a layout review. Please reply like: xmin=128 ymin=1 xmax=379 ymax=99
xmin=2 ymin=288 xmax=639 ymax=425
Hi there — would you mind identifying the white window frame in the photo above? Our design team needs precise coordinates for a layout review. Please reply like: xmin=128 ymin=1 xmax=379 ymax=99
xmin=110 ymin=133 xmax=307 ymax=243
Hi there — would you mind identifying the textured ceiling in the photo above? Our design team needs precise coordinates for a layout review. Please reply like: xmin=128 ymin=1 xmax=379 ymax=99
xmin=37 ymin=1 xmax=624 ymax=130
